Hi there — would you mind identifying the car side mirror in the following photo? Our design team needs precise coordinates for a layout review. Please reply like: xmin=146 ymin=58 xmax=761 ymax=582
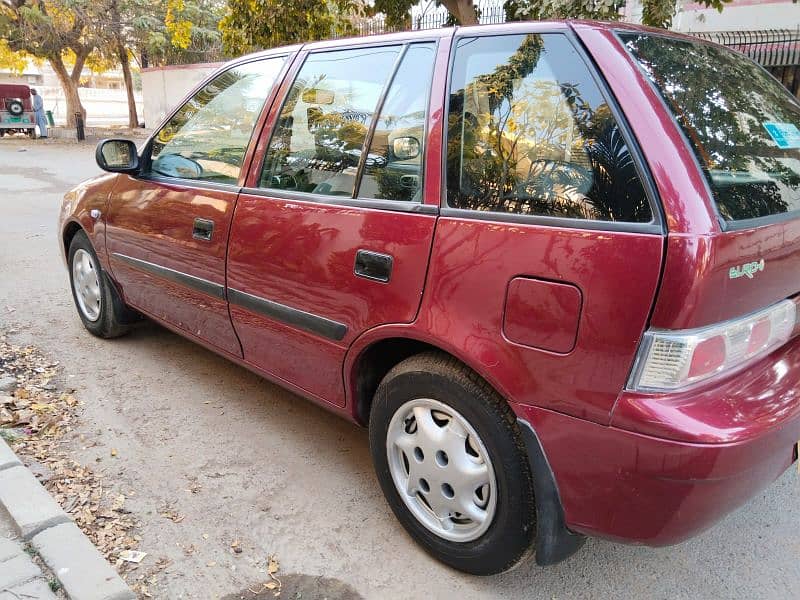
xmin=96 ymin=139 xmax=140 ymax=174
xmin=392 ymin=136 xmax=420 ymax=160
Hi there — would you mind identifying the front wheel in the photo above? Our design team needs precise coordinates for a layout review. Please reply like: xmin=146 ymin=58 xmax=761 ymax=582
xmin=369 ymin=352 xmax=536 ymax=575
xmin=68 ymin=230 xmax=136 ymax=338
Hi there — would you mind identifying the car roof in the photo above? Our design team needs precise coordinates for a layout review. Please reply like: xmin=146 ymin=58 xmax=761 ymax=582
xmin=228 ymin=19 xmax=710 ymax=67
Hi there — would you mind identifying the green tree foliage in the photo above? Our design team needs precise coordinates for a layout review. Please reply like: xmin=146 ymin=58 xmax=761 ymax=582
xmin=219 ymin=0 xmax=358 ymax=55
xmin=504 ymin=0 xmax=732 ymax=28
xmin=127 ymin=0 xmax=224 ymax=67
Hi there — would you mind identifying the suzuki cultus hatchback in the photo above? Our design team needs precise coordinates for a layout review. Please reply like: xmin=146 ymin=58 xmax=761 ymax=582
xmin=59 ymin=21 xmax=800 ymax=574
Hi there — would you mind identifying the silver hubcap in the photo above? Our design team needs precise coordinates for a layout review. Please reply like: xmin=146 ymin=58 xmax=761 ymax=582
xmin=72 ymin=248 xmax=102 ymax=321
xmin=386 ymin=398 xmax=497 ymax=542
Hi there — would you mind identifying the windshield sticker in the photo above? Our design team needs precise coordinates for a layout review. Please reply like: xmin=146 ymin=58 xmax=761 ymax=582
xmin=763 ymin=122 xmax=800 ymax=149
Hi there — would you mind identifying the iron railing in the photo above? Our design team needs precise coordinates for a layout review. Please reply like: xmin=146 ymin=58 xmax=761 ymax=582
xmin=692 ymin=28 xmax=800 ymax=67
xmin=693 ymin=29 xmax=800 ymax=97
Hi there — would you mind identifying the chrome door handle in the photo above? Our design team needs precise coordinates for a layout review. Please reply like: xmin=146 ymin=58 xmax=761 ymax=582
xmin=192 ymin=218 xmax=214 ymax=241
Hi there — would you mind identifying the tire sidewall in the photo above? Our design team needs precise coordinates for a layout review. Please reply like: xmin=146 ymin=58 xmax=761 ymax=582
xmin=369 ymin=366 xmax=535 ymax=575
xmin=68 ymin=232 xmax=116 ymax=337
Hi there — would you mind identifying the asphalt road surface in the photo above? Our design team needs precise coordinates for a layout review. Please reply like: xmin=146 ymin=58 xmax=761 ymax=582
xmin=1 ymin=138 xmax=799 ymax=599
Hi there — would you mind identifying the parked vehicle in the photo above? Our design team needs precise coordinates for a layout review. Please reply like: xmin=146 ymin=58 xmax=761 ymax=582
xmin=59 ymin=21 xmax=800 ymax=575
xmin=0 ymin=83 xmax=36 ymax=137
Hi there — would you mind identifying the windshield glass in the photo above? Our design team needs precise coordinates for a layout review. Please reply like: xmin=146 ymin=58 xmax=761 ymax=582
xmin=620 ymin=32 xmax=800 ymax=223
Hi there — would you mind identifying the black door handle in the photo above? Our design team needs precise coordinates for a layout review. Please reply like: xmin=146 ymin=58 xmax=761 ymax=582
xmin=193 ymin=218 xmax=214 ymax=241
xmin=354 ymin=250 xmax=393 ymax=283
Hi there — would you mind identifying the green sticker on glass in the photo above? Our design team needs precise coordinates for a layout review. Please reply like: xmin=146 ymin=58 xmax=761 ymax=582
xmin=763 ymin=122 xmax=800 ymax=149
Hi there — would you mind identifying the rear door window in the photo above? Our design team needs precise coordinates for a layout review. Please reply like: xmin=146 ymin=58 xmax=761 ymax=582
xmin=259 ymin=46 xmax=402 ymax=197
xmin=149 ymin=57 xmax=286 ymax=185
xmin=357 ymin=43 xmax=436 ymax=202
xmin=621 ymin=33 xmax=800 ymax=224
xmin=446 ymin=34 xmax=652 ymax=223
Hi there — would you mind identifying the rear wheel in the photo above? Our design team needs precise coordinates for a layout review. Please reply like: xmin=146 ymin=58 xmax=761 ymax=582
xmin=68 ymin=230 xmax=136 ymax=338
xmin=369 ymin=352 xmax=536 ymax=575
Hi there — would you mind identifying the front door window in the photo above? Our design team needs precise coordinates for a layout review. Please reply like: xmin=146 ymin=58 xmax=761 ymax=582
xmin=149 ymin=57 xmax=286 ymax=185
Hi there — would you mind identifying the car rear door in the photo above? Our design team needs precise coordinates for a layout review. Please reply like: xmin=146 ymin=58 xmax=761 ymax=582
xmin=105 ymin=53 xmax=293 ymax=357
xmin=227 ymin=35 xmax=449 ymax=406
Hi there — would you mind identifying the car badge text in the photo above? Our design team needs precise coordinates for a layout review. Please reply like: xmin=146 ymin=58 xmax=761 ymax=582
xmin=729 ymin=259 xmax=765 ymax=280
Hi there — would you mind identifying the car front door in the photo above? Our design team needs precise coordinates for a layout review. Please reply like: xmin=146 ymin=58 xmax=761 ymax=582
xmin=227 ymin=37 xmax=448 ymax=406
xmin=105 ymin=54 xmax=291 ymax=357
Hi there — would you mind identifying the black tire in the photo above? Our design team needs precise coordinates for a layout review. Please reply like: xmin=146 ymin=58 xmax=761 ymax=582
xmin=369 ymin=352 xmax=536 ymax=575
xmin=68 ymin=230 xmax=136 ymax=338
xmin=7 ymin=99 xmax=23 ymax=116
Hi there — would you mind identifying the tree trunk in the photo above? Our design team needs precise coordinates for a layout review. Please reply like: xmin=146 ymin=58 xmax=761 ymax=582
xmin=49 ymin=57 xmax=86 ymax=127
xmin=441 ymin=0 xmax=479 ymax=25
xmin=117 ymin=41 xmax=139 ymax=128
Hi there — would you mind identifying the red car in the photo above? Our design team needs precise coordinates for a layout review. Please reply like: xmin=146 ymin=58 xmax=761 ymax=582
xmin=59 ymin=21 xmax=800 ymax=575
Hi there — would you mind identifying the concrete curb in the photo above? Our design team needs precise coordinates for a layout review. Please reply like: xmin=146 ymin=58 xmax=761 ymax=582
xmin=0 ymin=438 xmax=135 ymax=600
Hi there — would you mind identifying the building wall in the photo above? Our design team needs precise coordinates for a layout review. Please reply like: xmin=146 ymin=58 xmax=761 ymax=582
xmin=140 ymin=63 xmax=222 ymax=130
xmin=674 ymin=0 xmax=800 ymax=32
xmin=624 ymin=0 xmax=800 ymax=31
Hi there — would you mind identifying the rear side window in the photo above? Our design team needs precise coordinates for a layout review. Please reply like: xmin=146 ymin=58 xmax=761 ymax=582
xmin=149 ymin=57 xmax=286 ymax=185
xmin=622 ymin=33 xmax=800 ymax=223
xmin=358 ymin=44 xmax=436 ymax=202
xmin=260 ymin=46 xmax=402 ymax=196
xmin=446 ymin=34 xmax=652 ymax=223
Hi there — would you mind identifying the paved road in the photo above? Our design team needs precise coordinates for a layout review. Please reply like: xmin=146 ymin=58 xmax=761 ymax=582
xmin=1 ymin=138 xmax=799 ymax=599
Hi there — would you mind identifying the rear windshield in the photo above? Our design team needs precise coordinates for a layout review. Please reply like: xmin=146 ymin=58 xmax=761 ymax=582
xmin=620 ymin=33 xmax=800 ymax=223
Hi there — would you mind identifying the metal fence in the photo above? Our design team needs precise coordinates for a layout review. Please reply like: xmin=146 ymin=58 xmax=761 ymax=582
xmin=693 ymin=29 xmax=800 ymax=97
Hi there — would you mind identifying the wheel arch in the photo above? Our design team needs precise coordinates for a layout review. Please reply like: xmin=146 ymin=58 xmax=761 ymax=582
xmin=345 ymin=329 xmax=514 ymax=428
xmin=62 ymin=220 xmax=84 ymax=257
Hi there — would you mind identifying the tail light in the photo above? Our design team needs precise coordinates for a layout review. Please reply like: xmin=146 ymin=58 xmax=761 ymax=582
xmin=628 ymin=299 xmax=797 ymax=392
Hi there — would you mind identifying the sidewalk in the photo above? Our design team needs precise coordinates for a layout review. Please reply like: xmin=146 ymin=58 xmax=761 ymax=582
xmin=0 ymin=504 xmax=59 ymax=600
xmin=0 ymin=439 xmax=135 ymax=600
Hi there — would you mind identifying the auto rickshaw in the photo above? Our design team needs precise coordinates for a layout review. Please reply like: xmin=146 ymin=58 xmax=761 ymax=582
xmin=0 ymin=83 xmax=36 ymax=137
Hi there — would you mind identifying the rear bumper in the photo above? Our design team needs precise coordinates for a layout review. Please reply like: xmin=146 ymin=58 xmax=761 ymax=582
xmin=518 ymin=402 xmax=798 ymax=546
xmin=516 ymin=336 xmax=800 ymax=546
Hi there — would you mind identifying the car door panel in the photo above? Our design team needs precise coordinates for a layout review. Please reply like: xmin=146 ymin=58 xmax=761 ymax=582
xmin=106 ymin=177 xmax=241 ymax=356
xmin=103 ymin=55 xmax=290 ymax=357
xmin=227 ymin=39 xmax=446 ymax=407
xmin=227 ymin=196 xmax=437 ymax=405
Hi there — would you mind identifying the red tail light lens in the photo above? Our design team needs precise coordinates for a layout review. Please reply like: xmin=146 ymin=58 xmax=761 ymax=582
xmin=687 ymin=335 xmax=726 ymax=379
xmin=628 ymin=300 xmax=797 ymax=392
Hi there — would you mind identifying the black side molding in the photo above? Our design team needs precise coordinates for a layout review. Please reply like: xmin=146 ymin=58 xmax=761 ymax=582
xmin=228 ymin=288 xmax=348 ymax=342
xmin=112 ymin=253 xmax=225 ymax=300
xmin=517 ymin=418 xmax=586 ymax=566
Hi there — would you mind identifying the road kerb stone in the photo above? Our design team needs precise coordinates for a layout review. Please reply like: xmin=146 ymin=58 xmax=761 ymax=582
xmin=0 ymin=465 xmax=70 ymax=540
xmin=0 ymin=437 xmax=22 ymax=471
xmin=32 ymin=522 xmax=135 ymax=600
